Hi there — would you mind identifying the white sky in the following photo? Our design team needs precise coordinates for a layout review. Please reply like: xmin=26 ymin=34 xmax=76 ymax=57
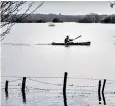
xmin=22 ymin=1 xmax=115 ymax=15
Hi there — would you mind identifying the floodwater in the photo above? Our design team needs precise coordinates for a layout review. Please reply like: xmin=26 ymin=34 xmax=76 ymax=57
xmin=1 ymin=23 xmax=115 ymax=106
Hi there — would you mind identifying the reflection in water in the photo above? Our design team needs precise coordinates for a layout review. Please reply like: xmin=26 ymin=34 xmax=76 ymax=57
xmin=22 ymin=90 xmax=26 ymax=104
xmin=65 ymin=45 xmax=70 ymax=47
xmin=5 ymin=90 xmax=9 ymax=100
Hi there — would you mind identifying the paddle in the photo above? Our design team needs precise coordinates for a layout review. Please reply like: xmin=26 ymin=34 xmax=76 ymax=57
xmin=74 ymin=35 xmax=82 ymax=40
xmin=69 ymin=35 xmax=82 ymax=41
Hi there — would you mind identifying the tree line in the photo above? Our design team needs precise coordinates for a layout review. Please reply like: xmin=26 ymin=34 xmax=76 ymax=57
xmin=2 ymin=13 xmax=115 ymax=23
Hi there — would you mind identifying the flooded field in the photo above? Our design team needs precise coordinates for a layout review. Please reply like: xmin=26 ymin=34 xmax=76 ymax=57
xmin=1 ymin=23 xmax=115 ymax=106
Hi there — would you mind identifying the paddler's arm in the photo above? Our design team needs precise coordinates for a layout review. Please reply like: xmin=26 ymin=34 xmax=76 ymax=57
xmin=69 ymin=39 xmax=74 ymax=41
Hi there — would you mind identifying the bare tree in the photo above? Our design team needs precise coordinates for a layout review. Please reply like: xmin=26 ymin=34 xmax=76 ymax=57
xmin=109 ymin=1 xmax=115 ymax=8
xmin=0 ymin=1 xmax=44 ymax=41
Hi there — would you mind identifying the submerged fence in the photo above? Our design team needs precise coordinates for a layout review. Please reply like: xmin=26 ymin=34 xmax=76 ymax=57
xmin=1 ymin=72 xmax=115 ymax=106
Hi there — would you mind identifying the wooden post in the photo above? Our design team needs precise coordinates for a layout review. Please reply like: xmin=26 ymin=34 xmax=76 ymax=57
xmin=63 ymin=72 xmax=68 ymax=106
xmin=5 ymin=80 xmax=8 ymax=99
xmin=5 ymin=80 xmax=8 ymax=92
xmin=102 ymin=79 xmax=106 ymax=105
xmin=98 ymin=80 xmax=101 ymax=104
xmin=21 ymin=77 xmax=26 ymax=92
xmin=21 ymin=77 xmax=26 ymax=104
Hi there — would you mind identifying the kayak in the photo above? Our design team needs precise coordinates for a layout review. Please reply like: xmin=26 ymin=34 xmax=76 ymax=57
xmin=51 ymin=42 xmax=91 ymax=46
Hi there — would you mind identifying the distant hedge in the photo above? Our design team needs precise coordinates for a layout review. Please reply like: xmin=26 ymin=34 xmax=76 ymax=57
xmin=2 ymin=13 xmax=115 ymax=23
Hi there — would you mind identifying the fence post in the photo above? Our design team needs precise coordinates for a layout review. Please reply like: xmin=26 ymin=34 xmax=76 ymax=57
xmin=98 ymin=80 xmax=101 ymax=104
xmin=5 ymin=80 xmax=8 ymax=92
xmin=5 ymin=80 xmax=8 ymax=99
xmin=21 ymin=77 xmax=26 ymax=103
xmin=102 ymin=79 xmax=106 ymax=105
xmin=21 ymin=77 xmax=26 ymax=92
xmin=63 ymin=72 xmax=68 ymax=106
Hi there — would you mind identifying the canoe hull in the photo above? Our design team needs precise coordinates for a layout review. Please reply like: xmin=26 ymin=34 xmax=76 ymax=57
xmin=51 ymin=42 xmax=91 ymax=46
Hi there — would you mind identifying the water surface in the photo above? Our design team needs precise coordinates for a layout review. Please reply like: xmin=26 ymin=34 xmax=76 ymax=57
xmin=1 ymin=23 xmax=115 ymax=106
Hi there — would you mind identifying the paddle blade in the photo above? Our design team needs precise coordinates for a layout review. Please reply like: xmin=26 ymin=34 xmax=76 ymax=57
xmin=75 ymin=35 xmax=82 ymax=39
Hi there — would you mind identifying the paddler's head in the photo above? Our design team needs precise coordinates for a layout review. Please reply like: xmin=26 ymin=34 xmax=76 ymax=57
xmin=66 ymin=35 xmax=69 ymax=39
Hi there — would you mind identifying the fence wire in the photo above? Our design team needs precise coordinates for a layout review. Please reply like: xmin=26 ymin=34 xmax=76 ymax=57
xmin=1 ymin=75 xmax=115 ymax=106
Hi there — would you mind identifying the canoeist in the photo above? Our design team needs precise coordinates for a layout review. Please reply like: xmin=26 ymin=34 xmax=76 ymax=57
xmin=64 ymin=35 xmax=73 ymax=44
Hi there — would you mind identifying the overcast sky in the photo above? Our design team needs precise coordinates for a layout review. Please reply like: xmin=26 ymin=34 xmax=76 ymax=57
xmin=23 ymin=1 xmax=115 ymax=15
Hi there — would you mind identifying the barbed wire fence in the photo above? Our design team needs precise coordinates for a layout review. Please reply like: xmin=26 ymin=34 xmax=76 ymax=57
xmin=1 ymin=72 xmax=115 ymax=106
